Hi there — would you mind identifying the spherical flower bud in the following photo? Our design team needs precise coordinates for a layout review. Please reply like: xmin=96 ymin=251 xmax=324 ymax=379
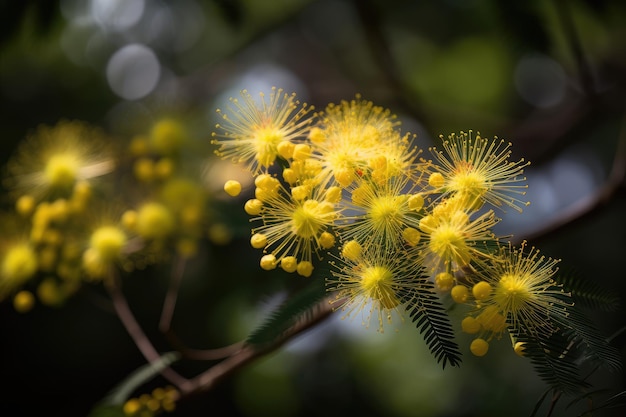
xmin=341 ymin=240 xmax=362 ymax=261
xmin=428 ymin=172 xmax=445 ymax=188
xmin=407 ymin=194 xmax=424 ymax=211
xmin=244 ymin=199 xmax=263 ymax=216
xmin=318 ymin=232 xmax=335 ymax=249
xmin=435 ymin=272 xmax=454 ymax=291
xmin=296 ymin=261 xmax=313 ymax=277
xmin=16 ymin=195 xmax=35 ymax=217
xmin=2 ymin=244 xmax=38 ymax=284
xmin=451 ymin=285 xmax=469 ymax=303
xmin=292 ymin=144 xmax=311 ymax=161
xmin=224 ymin=180 xmax=242 ymax=197
xmin=308 ymin=127 xmax=326 ymax=143
xmin=260 ymin=254 xmax=277 ymax=270
xmin=250 ymin=233 xmax=267 ymax=249
xmin=470 ymin=338 xmax=489 ymax=357
xmin=402 ymin=227 xmax=421 ymax=246
xmin=280 ymin=256 xmax=298 ymax=273
xmin=324 ymin=186 xmax=342 ymax=203
xmin=461 ymin=316 xmax=481 ymax=334
xmin=150 ymin=118 xmax=186 ymax=155
xmin=418 ymin=215 xmax=437 ymax=233
xmin=282 ymin=168 xmax=297 ymax=184
xmin=277 ymin=141 xmax=295 ymax=159
xmin=472 ymin=281 xmax=492 ymax=301
xmin=291 ymin=185 xmax=310 ymax=201
xmin=13 ymin=290 xmax=35 ymax=313
xmin=136 ymin=202 xmax=174 ymax=240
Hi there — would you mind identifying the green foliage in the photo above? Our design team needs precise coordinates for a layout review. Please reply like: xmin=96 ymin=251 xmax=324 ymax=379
xmin=245 ymin=277 xmax=328 ymax=348
xmin=88 ymin=351 xmax=181 ymax=415
xmin=404 ymin=273 xmax=462 ymax=369
xmin=557 ymin=271 xmax=621 ymax=312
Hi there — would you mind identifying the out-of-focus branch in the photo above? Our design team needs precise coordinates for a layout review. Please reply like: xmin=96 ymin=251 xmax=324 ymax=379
xmin=179 ymin=295 xmax=337 ymax=397
xmin=517 ymin=112 xmax=626 ymax=244
xmin=106 ymin=271 xmax=192 ymax=392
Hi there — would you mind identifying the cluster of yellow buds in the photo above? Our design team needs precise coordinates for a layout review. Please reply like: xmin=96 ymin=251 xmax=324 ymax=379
xmin=213 ymin=87 xmax=572 ymax=358
xmin=0 ymin=117 xmax=224 ymax=311
xmin=122 ymin=385 xmax=178 ymax=416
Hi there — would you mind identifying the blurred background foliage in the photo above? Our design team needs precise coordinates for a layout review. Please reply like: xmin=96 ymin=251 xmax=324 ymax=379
xmin=0 ymin=0 xmax=625 ymax=416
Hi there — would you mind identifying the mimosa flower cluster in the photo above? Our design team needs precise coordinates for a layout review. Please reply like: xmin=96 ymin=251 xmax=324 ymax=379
xmin=213 ymin=87 xmax=572 ymax=357
xmin=0 ymin=118 xmax=224 ymax=313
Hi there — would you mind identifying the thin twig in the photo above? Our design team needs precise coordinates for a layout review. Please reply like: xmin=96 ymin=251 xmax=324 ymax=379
xmin=179 ymin=295 xmax=337 ymax=396
xmin=106 ymin=270 xmax=191 ymax=391
xmin=159 ymin=255 xmax=186 ymax=333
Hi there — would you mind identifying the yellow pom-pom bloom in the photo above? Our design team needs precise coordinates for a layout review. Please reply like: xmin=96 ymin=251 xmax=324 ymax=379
xmin=470 ymin=338 xmax=489 ymax=357
xmin=5 ymin=120 xmax=115 ymax=200
xmin=212 ymin=88 xmax=313 ymax=173
xmin=327 ymin=246 xmax=427 ymax=333
xmin=136 ymin=202 xmax=175 ymax=240
xmin=476 ymin=241 xmax=570 ymax=337
xmin=89 ymin=226 xmax=127 ymax=261
xmin=250 ymin=182 xmax=339 ymax=266
xmin=224 ymin=180 xmax=242 ymax=197
xmin=422 ymin=204 xmax=497 ymax=269
xmin=308 ymin=96 xmax=414 ymax=189
xmin=429 ymin=131 xmax=530 ymax=212
xmin=341 ymin=174 xmax=421 ymax=254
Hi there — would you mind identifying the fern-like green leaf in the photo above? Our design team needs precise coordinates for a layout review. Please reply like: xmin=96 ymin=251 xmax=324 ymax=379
xmin=515 ymin=330 xmax=589 ymax=394
xmin=556 ymin=306 xmax=623 ymax=372
xmin=404 ymin=275 xmax=462 ymax=369
xmin=556 ymin=272 xmax=620 ymax=312
xmin=245 ymin=278 xmax=327 ymax=348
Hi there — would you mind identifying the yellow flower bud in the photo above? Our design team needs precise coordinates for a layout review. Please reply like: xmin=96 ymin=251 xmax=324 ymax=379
xmin=470 ymin=338 xmax=489 ymax=357
xmin=451 ymin=285 xmax=469 ymax=303
xmin=461 ymin=316 xmax=481 ymax=334
xmin=428 ymin=172 xmax=445 ymax=188
xmin=244 ymin=199 xmax=263 ymax=216
xmin=472 ymin=281 xmax=492 ymax=301
xmin=341 ymin=240 xmax=362 ymax=261
xmin=260 ymin=254 xmax=277 ymax=270
xmin=13 ymin=290 xmax=35 ymax=313
xmin=296 ymin=261 xmax=313 ymax=277
xmin=435 ymin=272 xmax=454 ymax=291
xmin=280 ymin=256 xmax=298 ymax=273
xmin=250 ymin=233 xmax=267 ymax=249
xmin=223 ymin=180 xmax=242 ymax=197
xmin=318 ymin=232 xmax=335 ymax=249
xmin=402 ymin=227 xmax=421 ymax=246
